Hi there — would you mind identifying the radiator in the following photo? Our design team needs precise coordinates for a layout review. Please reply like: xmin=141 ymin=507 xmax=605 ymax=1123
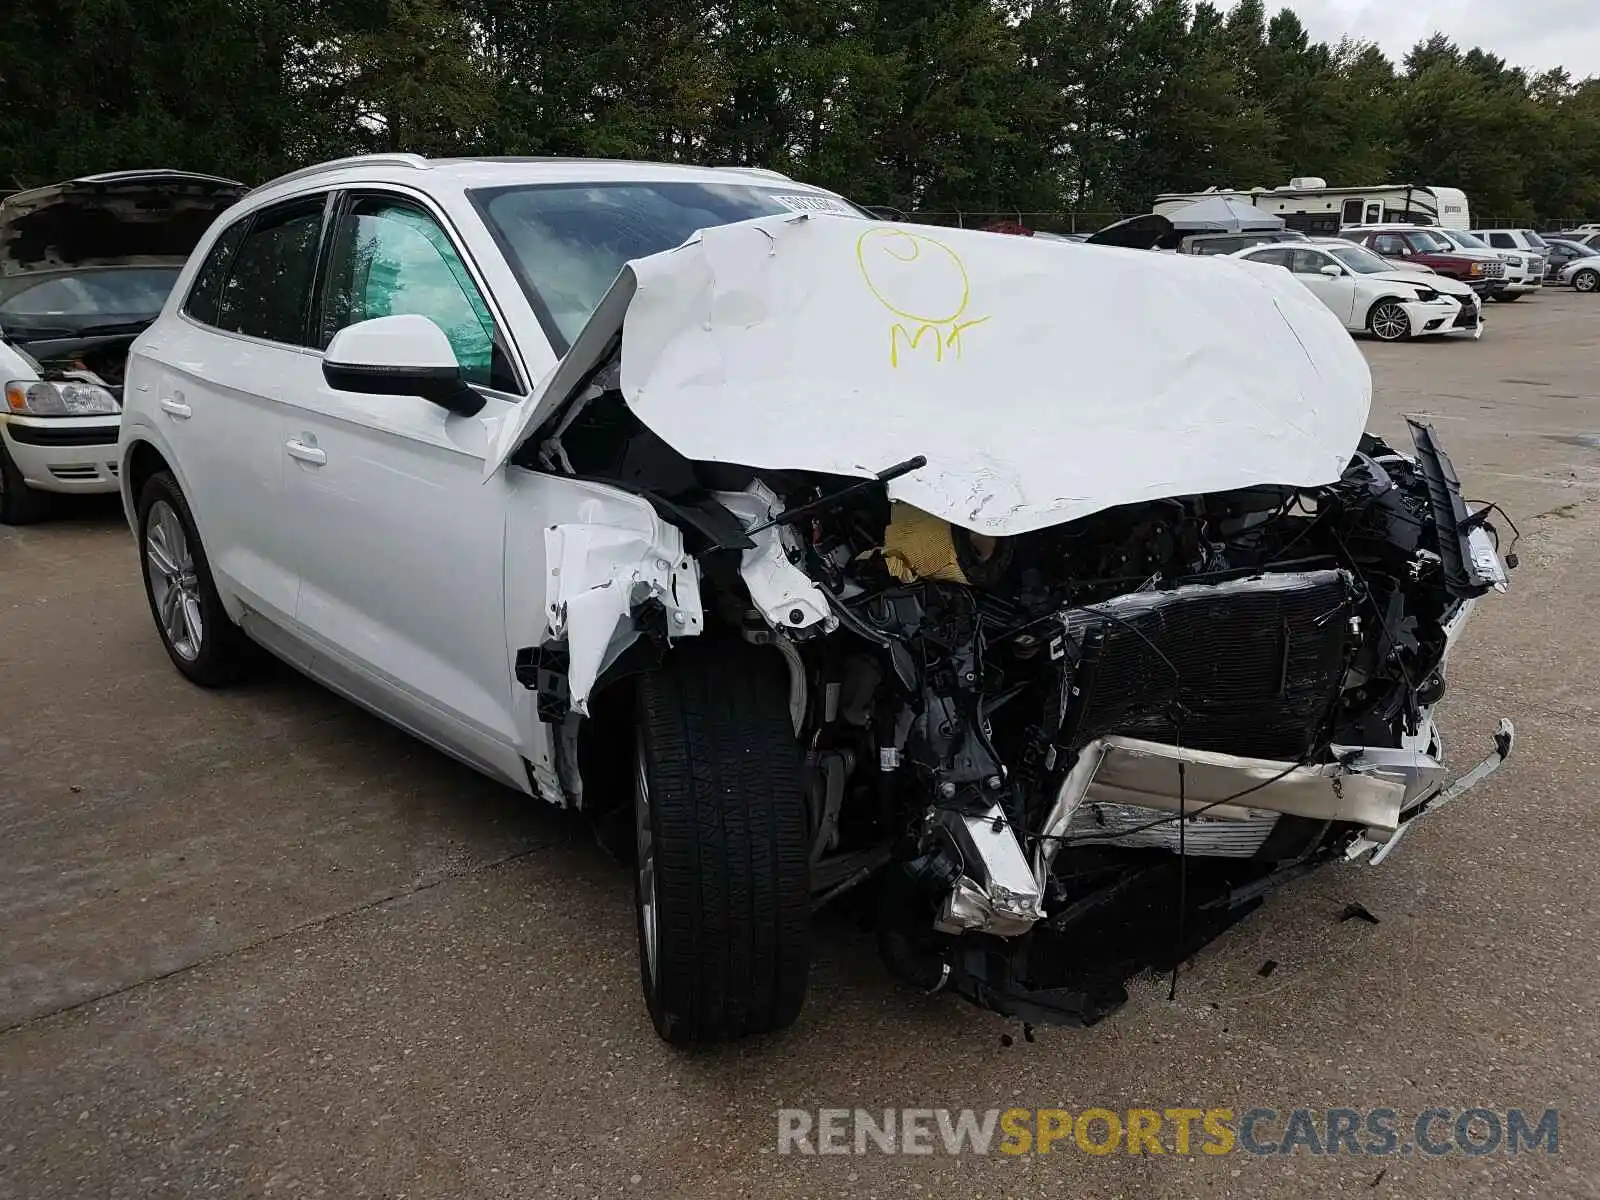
xmin=1057 ymin=570 xmax=1357 ymax=761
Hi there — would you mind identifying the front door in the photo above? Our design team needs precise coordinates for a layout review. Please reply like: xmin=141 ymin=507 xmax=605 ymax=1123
xmin=279 ymin=191 xmax=533 ymax=788
xmin=1289 ymin=248 xmax=1357 ymax=325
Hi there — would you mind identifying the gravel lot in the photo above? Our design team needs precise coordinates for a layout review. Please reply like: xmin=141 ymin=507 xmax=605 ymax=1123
xmin=3 ymin=291 xmax=1599 ymax=1198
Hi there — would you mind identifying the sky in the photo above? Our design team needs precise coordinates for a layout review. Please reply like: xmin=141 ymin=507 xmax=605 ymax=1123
xmin=1265 ymin=0 xmax=1600 ymax=79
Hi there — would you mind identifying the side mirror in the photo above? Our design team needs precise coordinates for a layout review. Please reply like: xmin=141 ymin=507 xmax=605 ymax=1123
xmin=1399 ymin=246 xmax=1414 ymax=256
xmin=322 ymin=314 xmax=486 ymax=418
xmin=1320 ymin=264 xmax=1343 ymax=277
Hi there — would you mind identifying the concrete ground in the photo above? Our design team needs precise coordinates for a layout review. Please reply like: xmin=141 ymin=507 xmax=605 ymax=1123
xmin=3 ymin=291 xmax=1598 ymax=1199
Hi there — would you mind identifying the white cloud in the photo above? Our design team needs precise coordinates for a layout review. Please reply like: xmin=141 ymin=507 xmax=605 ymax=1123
xmin=1260 ymin=0 xmax=1600 ymax=79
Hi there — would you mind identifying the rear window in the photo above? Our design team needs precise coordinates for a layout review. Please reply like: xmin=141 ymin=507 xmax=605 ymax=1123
xmin=472 ymin=181 xmax=864 ymax=350
xmin=215 ymin=197 xmax=326 ymax=346
xmin=183 ymin=220 xmax=250 ymax=327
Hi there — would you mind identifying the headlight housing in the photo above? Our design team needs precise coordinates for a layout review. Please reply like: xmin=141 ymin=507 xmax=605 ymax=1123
xmin=4 ymin=380 xmax=120 ymax=417
xmin=1468 ymin=262 xmax=1484 ymax=275
xmin=1412 ymin=289 xmax=1440 ymax=303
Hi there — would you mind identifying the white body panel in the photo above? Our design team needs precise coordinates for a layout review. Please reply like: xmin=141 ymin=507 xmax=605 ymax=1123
xmin=491 ymin=215 xmax=1373 ymax=536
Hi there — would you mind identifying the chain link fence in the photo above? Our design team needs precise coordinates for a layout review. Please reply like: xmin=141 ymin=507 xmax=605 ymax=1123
xmin=905 ymin=210 xmax=1133 ymax=235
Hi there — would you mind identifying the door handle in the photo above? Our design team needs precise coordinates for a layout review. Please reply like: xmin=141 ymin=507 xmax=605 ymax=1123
xmin=285 ymin=439 xmax=327 ymax=466
xmin=159 ymin=397 xmax=192 ymax=419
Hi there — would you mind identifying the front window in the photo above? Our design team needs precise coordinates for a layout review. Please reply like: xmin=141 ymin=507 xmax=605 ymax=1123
xmin=1328 ymin=244 xmax=1394 ymax=275
xmin=0 ymin=268 xmax=181 ymax=331
xmin=319 ymin=196 xmax=515 ymax=391
xmin=472 ymin=182 xmax=864 ymax=349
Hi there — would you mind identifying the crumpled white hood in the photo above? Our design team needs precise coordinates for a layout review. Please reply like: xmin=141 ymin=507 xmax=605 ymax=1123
xmin=490 ymin=215 xmax=1373 ymax=535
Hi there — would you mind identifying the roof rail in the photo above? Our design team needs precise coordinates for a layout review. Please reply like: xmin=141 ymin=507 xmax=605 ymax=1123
xmin=248 ymin=153 xmax=430 ymax=195
xmin=716 ymin=165 xmax=795 ymax=183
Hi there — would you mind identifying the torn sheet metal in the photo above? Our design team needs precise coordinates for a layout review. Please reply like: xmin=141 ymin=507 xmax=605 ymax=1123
xmin=487 ymin=214 xmax=1373 ymax=535
xmin=932 ymin=803 xmax=1045 ymax=937
xmin=715 ymin=486 xmax=836 ymax=634
xmin=1348 ymin=718 xmax=1516 ymax=864
xmin=544 ymin=522 xmax=702 ymax=713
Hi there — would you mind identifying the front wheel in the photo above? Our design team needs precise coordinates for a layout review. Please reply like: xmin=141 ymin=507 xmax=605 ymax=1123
xmin=633 ymin=641 xmax=810 ymax=1045
xmin=137 ymin=471 xmax=251 ymax=686
xmin=0 ymin=441 xmax=51 ymax=525
xmin=1575 ymin=269 xmax=1599 ymax=294
xmin=1369 ymin=301 xmax=1412 ymax=342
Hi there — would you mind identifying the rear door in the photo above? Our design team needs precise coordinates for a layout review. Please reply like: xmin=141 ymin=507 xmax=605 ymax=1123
xmin=278 ymin=189 xmax=533 ymax=788
xmin=132 ymin=195 xmax=329 ymax=626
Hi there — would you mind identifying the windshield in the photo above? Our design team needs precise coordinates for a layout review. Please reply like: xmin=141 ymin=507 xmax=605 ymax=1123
xmin=1445 ymin=231 xmax=1488 ymax=249
xmin=0 ymin=268 xmax=180 ymax=325
xmin=1328 ymin=244 xmax=1394 ymax=275
xmin=1410 ymin=230 xmax=1454 ymax=252
xmin=1524 ymin=231 xmax=1550 ymax=249
xmin=1560 ymin=241 xmax=1600 ymax=257
xmin=473 ymin=181 xmax=865 ymax=348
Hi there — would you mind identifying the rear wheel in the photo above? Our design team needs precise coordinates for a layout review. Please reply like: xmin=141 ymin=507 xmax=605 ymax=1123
xmin=136 ymin=471 xmax=250 ymax=686
xmin=0 ymin=441 xmax=51 ymax=525
xmin=1574 ymin=269 xmax=1599 ymax=294
xmin=633 ymin=641 xmax=810 ymax=1045
xmin=1368 ymin=301 xmax=1411 ymax=342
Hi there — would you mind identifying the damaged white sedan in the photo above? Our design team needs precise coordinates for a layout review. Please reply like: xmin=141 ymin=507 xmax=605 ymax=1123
xmin=119 ymin=156 xmax=1515 ymax=1044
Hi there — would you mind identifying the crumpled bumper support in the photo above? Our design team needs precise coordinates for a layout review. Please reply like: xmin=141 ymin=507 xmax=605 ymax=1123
xmin=1346 ymin=718 xmax=1515 ymax=865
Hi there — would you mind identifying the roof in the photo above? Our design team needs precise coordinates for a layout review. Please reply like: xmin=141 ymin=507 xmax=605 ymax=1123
xmin=246 ymin=154 xmax=819 ymax=201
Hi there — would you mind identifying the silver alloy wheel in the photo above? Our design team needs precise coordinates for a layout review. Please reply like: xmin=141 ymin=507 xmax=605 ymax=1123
xmin=1371 ymin=302 xmax=1410 ymax=341
xmin=144 ymin=499 xmax=203 ymax=661
xmin=634 ymin=726 xmax=659 ymax=986
xmin=1577 ymin=270 xmax=1599 ymax=293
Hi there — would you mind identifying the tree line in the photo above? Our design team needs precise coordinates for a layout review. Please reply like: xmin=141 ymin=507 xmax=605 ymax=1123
xmin=5 ymin=0 xmax=1600 ymax=225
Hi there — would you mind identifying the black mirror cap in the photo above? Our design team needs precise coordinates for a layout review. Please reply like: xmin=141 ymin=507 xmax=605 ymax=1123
xmin=322 ymin=360 xmax=486 ymax=417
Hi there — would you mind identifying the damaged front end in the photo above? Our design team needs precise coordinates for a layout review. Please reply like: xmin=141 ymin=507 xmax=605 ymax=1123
xmin=501 ymin=215 xmax=1514 ymax=1028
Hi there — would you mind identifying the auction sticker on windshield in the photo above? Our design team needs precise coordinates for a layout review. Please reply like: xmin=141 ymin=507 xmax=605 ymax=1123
xmin=770 ymin=193 xmax=859 ymax=217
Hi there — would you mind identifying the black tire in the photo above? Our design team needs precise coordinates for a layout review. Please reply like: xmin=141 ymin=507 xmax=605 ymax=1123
xmin=1491 ymin=291 xmax=1521 ymax=302
xmin=1575 ymin=269 xmax=1599 ymax=294
xmin=633 ymin=641 xmax=810 ymax=1045
xmin=1368 ymin=300 xmax=1412 ymax=342
xmin=136 ymin=470 xmax=250 ymax=687
xmin=0 ymin=440 xmax=51 ymax=525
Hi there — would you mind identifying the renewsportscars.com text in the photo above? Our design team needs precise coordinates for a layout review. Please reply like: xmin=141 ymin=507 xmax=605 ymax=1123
xmin=777 ymin=1106 xmax=1559 ymax=1157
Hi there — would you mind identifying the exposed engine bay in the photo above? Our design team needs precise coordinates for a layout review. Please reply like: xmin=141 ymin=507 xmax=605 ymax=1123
xmin=519 ymin=370 xmax=1516 ymax=1026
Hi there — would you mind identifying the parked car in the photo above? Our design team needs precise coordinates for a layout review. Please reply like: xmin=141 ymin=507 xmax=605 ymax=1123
xmin=119 ymin=154 xmax=1514 ymax=1044
xmin=1234 ymin=238 xmax=1480 ymax=340
xmin=1540 ymin=238 xmax=1600 ymax=292
xmin=0 ymin=170 xmax=245 ymax=522
xmin=1552 ymin=231 xmax=1600 ymax=250
xmin=1339 ymin=224 xmax=1509 ymax=300
xmin=1432 ymin=228 xmax=1542 ymax=298
xmin=1469 ymin=228 xmax=1552 ymax=298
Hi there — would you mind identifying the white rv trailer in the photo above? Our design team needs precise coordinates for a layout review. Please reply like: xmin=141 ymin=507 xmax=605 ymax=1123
xmin=1154 ymin=178 xmax=1471 ymax=235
